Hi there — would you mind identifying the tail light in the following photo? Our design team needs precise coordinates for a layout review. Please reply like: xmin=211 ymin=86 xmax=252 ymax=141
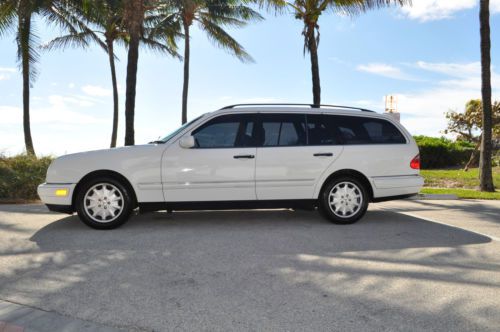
xmin=410 ymin=154 xmax=420 ymax=170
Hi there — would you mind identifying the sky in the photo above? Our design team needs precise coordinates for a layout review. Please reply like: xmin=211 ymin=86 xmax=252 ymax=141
xmin=1 ymin=0 xmax=500 ymax=156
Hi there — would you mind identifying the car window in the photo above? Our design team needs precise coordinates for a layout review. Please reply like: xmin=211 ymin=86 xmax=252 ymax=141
xmin=192 ymin=114 xmax=257 ymax=148
xmin=260 ymin=114 xmax=307 ymax=147
xmin=262 ymin=122 xmax=280 ymax=146
xmin=334 ymin=115 xmax=406 ymax=145
xmin=160 ymin=114 xmax=204 ymax=142
xmin=306 ymin=114 xmax=339 ymax=145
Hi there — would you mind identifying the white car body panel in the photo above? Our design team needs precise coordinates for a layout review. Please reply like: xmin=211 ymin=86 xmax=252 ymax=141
xmin=42 ymin=144 xmax=166 ymax=202
xmin=38 ymin=106 xmax=424 ymax=211
xmin=162 ymin=144 xmax=257 ymax=201
xmin=255 ymin=145 xmax=343 ymax=200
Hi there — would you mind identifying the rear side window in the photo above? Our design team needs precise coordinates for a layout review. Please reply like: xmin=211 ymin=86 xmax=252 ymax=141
xmin=306 ymin=114 xmax=339 ymax=145
xmin=192 ymin=114 xmax=257 ymax=148
xmin=259 ymin=114 xmax=307 ymax=147
xmin=334 ymin=116 xmax=406 ymax=145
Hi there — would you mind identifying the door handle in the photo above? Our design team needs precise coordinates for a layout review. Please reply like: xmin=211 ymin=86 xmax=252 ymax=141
xmin=314 ymin=153 xmax=333 ymax=157
xmin=234 ymin=154 xmax=255 ymax=159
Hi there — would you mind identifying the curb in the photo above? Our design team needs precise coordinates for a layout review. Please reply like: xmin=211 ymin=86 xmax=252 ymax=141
xmin=408 ymin=194 xmax=459 ymax=200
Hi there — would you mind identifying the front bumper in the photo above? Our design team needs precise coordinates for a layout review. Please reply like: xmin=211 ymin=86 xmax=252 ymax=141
xmin=37 ymin=183 xmax=76 ymax=206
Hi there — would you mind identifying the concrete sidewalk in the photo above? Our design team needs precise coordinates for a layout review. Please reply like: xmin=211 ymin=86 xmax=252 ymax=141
xmin=0 ymin=300 xmax=125 ymax=332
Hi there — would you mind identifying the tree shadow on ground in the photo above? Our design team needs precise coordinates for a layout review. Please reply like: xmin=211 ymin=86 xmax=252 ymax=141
xmin=0 ymin=208 xmax=497 ymax=331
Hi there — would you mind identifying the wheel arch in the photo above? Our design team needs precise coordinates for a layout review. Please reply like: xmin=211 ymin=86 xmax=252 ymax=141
xmin=318 ymin=169 xmax=374 ymax=201
xmin=72 ymin=170 xmax=138 ymax=208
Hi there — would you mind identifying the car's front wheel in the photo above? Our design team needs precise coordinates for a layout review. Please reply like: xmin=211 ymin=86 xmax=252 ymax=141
xmin=75 ymin=177 xmax=133 ymax=229
xmin=319 ymin=176 xmax=369 ymax=224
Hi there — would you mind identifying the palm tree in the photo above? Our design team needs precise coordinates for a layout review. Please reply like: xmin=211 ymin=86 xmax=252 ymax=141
xmin=0 ymin=0 xmax=40 ymax=156
xmin=0 ymin=0 xmax=94 ymax=156
xmin=122 ymin=0 xmax=145 ymax=145
xmin=479 ymin=0 xmax=495 ymax=191
xmin=156 ymin=0 xmax=263 ymax=124
xmin=263 ymin=0 xmax=410 ymax=106
xmin=42 ymin=1 xmax=118 ymax=144
xmin=44 ymin=0 xmax=177 ymax=148
xmin=122 ymin=0 xmax=180 ymax=145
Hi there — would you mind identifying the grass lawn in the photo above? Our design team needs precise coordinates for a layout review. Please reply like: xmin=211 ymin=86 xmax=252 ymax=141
xmin=420 ymin=188 xmax=500 ymax=200
xmin=421 ymin=167 xmax=500 ymax=189
xmin=420 ymin=167 xmax=500 ymax=199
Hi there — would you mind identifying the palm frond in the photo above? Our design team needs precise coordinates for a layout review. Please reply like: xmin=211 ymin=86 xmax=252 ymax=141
xmin=0 ymin=0 xmax=16 ymax=37
xmin=198 ymin=12 xmax=247 ymax=27
xmin=40 ymin=32 xmax=98 ymax=51
xmin=327 ymin=0 xmax=412 ymax=15
xmin=199 ymin=5 xmax=263 ymax=26
xmin=198 ymin=17 xmax=253 ymax=63
xmin=141 ymin=36 xmax=181 ymax=58
xmin=40 ymin=1 xmax=108 ymax=53
xmin=254 ymin=0 xmax=288 ymax=15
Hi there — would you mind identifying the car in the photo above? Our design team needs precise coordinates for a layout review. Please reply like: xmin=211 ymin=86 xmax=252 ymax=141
xmin=38 ymin=103 xmax=424 ymax=229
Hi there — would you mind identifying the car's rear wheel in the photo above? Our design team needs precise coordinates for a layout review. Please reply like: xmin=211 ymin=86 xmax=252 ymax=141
xmin=75 ymin=177 xmax=133 ymax=229
xmin=319 ymin=176 xmax=369 ymax=224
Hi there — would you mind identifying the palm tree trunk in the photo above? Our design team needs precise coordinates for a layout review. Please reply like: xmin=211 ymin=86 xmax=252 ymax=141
xmin=479 ymin=0 xmax=495 ymax=191
xmin=307 ymin=24 xmax=321 ymax=106
xmin=107 ymin=39 xmax=119 ymax=148
xmin=19 ymin=11 xmax=35 ymax=156
xmin=181 ymin=21 xmax=190 ymax=125
xmin=124 ymin=0 xmax=143 ymax=146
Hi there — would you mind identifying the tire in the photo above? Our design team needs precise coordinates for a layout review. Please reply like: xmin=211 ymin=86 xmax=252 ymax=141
xmin=75 ymin=177 xmax=134 ymax=229
xmin=319 ymin=176 xmax=369 ymax=225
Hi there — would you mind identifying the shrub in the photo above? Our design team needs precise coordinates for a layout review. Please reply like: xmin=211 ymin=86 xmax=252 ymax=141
xmin=0 ymin=154 xmax=53 ymax=201
xmin=414 ymin=136 xmax=474 ymax=169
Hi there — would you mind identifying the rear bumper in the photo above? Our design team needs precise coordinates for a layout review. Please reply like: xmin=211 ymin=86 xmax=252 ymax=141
xmin=372 ymin=175 xmax=424 ymax=189
xmin=371 ymin=175 xmax=424 ymax=199
xmin=37 ymin=183 xmax=76 ymax=206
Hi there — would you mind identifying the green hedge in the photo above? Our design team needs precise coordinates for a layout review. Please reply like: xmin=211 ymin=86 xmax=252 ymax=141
xmin=414 ymin=136 xmax=474 ymax=169
xmin=0 ymin=154 xmax=53 ymax=200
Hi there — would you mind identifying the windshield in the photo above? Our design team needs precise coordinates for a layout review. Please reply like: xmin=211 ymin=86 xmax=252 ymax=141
xmin=159 ymin=114 xmax=205 ymax=143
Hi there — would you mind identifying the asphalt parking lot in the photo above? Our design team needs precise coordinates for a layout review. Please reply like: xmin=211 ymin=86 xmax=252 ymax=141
xmin=0 ymin=200 xmax=499 ymax=331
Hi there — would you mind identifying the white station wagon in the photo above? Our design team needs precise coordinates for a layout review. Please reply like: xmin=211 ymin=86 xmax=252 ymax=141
xmin=38 ymin=104 xmax=424 ymax=229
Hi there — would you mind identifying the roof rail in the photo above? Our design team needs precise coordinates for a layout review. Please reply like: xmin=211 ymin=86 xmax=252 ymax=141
xmin=219 ymin=103 xmax=375 ymax=113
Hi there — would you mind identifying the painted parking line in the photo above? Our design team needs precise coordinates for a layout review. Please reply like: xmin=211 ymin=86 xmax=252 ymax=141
xmin=383 ymin=208 xmax=500 ymax=242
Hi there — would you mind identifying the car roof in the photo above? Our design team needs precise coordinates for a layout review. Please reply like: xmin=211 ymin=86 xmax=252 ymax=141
xmin=210 ymin=106 xmax=388 ymax=119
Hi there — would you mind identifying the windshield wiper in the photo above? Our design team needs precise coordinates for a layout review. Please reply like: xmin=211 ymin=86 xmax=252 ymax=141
xmin=148 ymin=140 xmax=165 ymax=144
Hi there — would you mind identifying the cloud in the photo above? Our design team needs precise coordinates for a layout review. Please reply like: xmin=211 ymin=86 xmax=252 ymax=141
xmin=415 ymin=61 xmax=500 ymax=90
xmin=400 ymin=0 xmax=500 ymax=21
xmin=0 ymin=67 xmax=16 ymax=81
xmin=356 ymin=63 xmax=416 ymax=80
xmin=1 ymin=95 xmax=106 ymax=125
xmin=350 ymin=61 xmax=500 ymax=136
xmin=392 ymin=61 xmax=500 ymax=137
xmin=82 ymin=85 xmax=112 ymax=97
xmin=416 ymin=61 xmax=480 ymax=77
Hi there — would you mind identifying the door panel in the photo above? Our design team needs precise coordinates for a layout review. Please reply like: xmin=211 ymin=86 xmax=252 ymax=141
xmin=162 ymin=113 xmax=258 ymax=202
xmin=256 ymin=146 xmax=342 ymax=200
xmin=255 ymin=113 xmax=343 ymax=200
xmin=162 ymin=145 xmax=256 ymax=201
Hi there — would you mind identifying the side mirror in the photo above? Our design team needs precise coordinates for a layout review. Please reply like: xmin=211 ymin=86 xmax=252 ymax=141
xmin=179 ymin=135 xmax=195 ymax=149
